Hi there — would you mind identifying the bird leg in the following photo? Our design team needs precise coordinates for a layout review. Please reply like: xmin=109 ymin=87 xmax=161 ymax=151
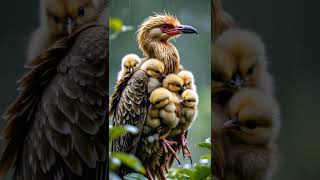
xmin=145 ymin=165 xmax=154 ymax=180
xmin=180 ymin=131 xmax=192 ymax=164
xmin=160 ymin=131 xmax=181 ymax=165
xmin=158 ymin=165 xmax=167 ymax=180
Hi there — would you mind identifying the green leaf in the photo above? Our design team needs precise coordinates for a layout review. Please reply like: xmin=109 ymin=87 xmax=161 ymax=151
xmin=109 ymin=18 xmax=124 ymax=32
xmin=112 ymin=152 xmax=145 ymax=174
xmin=109 ymin=172 xmax=122 ymax=180
xmin=124 ymin=173 xmax=148 ymax=180
xmin=200 ymin=153 xmax=211 ymax=160
xmin=109 ymin=125 xmax=139 ymax=142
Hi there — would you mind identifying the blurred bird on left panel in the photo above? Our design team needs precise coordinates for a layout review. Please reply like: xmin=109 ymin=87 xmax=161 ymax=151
xmin=0 ymin=0 xmax=108 ymax=179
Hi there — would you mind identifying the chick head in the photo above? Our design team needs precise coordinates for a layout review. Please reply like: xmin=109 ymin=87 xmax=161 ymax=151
xmin=181 ymin=90 xmax=198 ymax=108
xmin=213 ymin=29 xmax=267 ymax=91
xmin=223 ymin=89 xmax=280 ymax=144
xmin=121 ymin=54 xmax=140 ymax=73
xmin=149 ymin=88 xmax=172 ymax=108
xmin=162 ymin=74 xmax=184 ymax=93
xmin=141 ymin=59 xmax=165 ymax=79
xmin=178 ymin=70 xmax=195 ymax=90
xmin=41 ymin=0 xmax=103 ymax=35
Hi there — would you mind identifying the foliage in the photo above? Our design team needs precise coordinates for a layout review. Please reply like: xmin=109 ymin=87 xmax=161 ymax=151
xmin=109 ymin=125 xmax=145 ymax=180
xmin=167 ymin=138 xmax=211 ymax=180
xmin=122 ymin=137 xmax=212 ymax=180
xmin=109 ymin=18 xmax=134 ymax=40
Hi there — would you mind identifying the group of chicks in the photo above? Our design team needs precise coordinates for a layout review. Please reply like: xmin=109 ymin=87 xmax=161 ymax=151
xmin=212 ymin=29 xmax=280 ymax=180
xmin=117 ymin=54 xmax=198 ymax=171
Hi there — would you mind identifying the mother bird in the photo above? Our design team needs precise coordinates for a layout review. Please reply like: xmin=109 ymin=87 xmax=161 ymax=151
xmin=110 ymin=14 xmax=197 ymax=179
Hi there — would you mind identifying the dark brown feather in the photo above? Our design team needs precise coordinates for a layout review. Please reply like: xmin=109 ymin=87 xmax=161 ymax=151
xmin=0 ymin=23 xmax=108 ymax=180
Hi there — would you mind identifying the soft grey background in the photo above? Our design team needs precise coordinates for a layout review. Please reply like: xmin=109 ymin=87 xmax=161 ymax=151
xmin=224 ymin=0 xmax=320 ymax=179
xmin=0 ymin=0 xmax=38 ymax=178
xmin=109 ymin=0 xmax=211 ymax=165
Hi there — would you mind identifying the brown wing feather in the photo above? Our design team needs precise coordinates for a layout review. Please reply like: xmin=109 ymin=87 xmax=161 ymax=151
xmin=0 ymin=24 xmax=108 ymax=180
xmin=110 ymin=69 xmax=149 ymax=176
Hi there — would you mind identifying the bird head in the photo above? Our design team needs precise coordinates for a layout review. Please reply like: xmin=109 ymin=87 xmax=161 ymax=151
xmin=178 ymin=70 xmax=195 ymax=90
xmin=180 ymin=89 xmax=198 ymax=108
xmin=121 ymin=54 xmax=140 ymax=73
xmin=137 ymin=13 xmax=198 ymax=52
xmin=213 ymin=29 xmax=267 ymax=91
xmin=163 ymin=74 xmax=184 ymax=94
xmin=223 ymin=89 xmax=280 ymax=145
xmin=150 ymin=88 xmax=172 ymax=108
xmin=41 ymin=0 xmax=103 ymax=36
xmin=140 ymin=59 xmax=165 ymax=79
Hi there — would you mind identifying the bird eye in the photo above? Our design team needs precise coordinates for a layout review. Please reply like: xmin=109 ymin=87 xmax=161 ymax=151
xmin=162 ymin=24 xmax=168 ymax=29
xmin=53 ymin=16 xmax=60 ymax=23
xmin=78 ymin=7 xmax=85 ymax=17
xmin=248 ymin=65 xmax=256 ymax=75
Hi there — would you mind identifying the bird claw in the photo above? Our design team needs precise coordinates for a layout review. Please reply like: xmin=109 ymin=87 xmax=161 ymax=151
xmin=160 ymin=136 xmax=180 ymax=165
xmin=180 ymin=133 xmax=192 ymax=162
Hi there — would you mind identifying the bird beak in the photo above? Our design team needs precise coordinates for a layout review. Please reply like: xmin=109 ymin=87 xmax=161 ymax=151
xmin=129 ymin=68 xmax=133 ymax=73
xmin=223 ymin=118 xmax=241 ymax=130
xmin=179 ymin=86 xmax=186 ymax=94
xmin=66 ymin=17 xmax=77 ymax=35
xmin=179 ymin=99 xmax=185 ymax=103
xmin=165 ymin=25 xmax=198 ymax=36
xmin=176 ymin=25 xmax=198 ymax=34
xmin=228 ymin=74 xmax=243 ymax=89
xmin=158 ymin=73 xmax=166 ymax=81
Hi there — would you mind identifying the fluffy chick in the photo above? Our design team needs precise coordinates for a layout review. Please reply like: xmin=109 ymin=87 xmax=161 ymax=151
xmin=146 ymin=88 xmax=171 ymax=129
xmin=171 ymin=89 xmax=198 ymax=136
xmin=223 ymin=89 xmax=280 ymax=180
xmin=117 ymin=54 xmax=141 ymax=81
xmin=212 ymin=29 xmax=273 ymax=107
xmin=140 ymin=59 xmax=165 ymax=93
xmin=162 ymin=73 xmax=185 ymax=101
xmin=178 ymin=70 xmax=197 ymax=92
xmin=27 ymin=0 xmax=103 ymax=62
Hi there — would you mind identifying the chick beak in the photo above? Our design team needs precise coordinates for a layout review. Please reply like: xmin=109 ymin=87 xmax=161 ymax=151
xmin=129 ymin=68 xmax=133 ymax=73
xmin=223 ymin=118 xmax=241 ymax=130
xmin=66 ymin=17 xmax=76 ymax=35
xmin=179 ymin=86 xmax=186 ymax=95
xmin=158 ymin=73 xmax=166 ymax=81
xmin=179 ymin=99 xmax=185 ymax=103
xmin=228 ymin=74 xmax=243 ymax=89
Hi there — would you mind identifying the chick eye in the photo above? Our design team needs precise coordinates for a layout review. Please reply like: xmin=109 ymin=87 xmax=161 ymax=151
xmin=78 ymin=7 xmax=85 ymax=17
xmin=248 ymin=65 xmax=256 ymax=75
xmin=246 ymin=121 xmax=257 ymax=129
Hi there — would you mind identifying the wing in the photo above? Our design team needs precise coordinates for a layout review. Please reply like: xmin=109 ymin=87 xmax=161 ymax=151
xmin=0 ymin=24 xmax=108 ymax=180
xmin=110 ymin=70 xmax=149 ymax=155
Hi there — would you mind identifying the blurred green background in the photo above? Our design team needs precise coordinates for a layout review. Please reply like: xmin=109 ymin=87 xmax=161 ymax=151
xmin=0 ymin=0 xmax=38 ymax=179
xmin=109 ymin=0 xmax=211 ymax=165
xmin=224 ymin=0 xmax=320 ymax=179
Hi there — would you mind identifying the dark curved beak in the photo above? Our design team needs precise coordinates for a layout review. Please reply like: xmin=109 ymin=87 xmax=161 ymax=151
xmin=65 ymin=17 xmax=77 ymax=35
xmin=228 ymin=74 xmax=243 ymax=89
xmin=223 ymin=118 xmax=240 ymax=130
xmin=177 ymin=25 xmax=198 ymax=34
